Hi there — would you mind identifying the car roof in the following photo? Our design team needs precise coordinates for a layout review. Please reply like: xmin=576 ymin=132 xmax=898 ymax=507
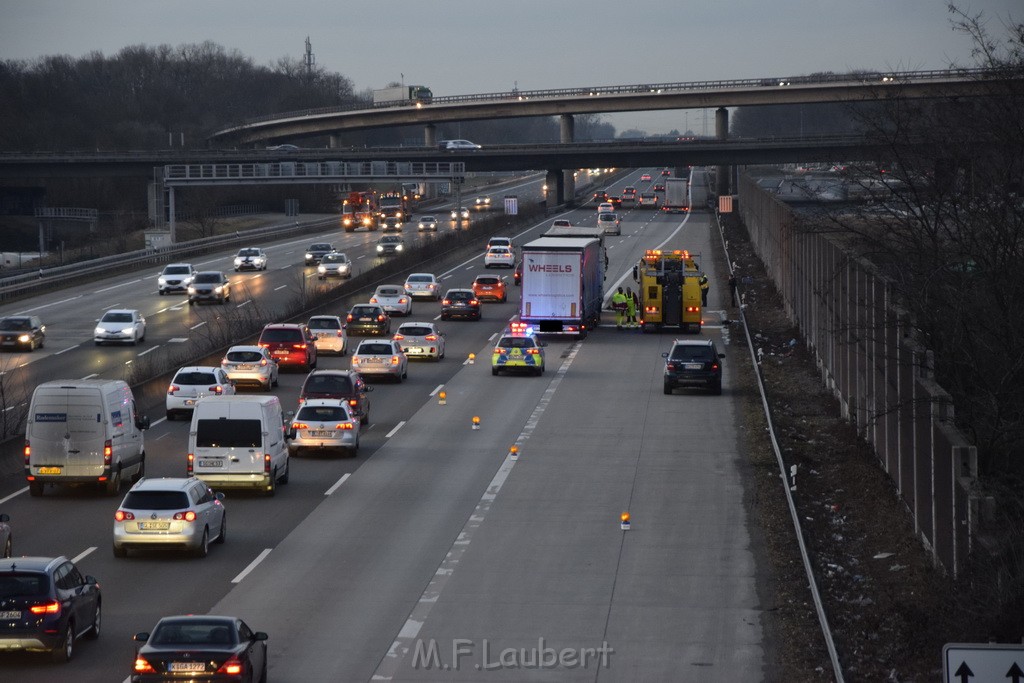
xmin=306 ymin=368 xmax=357 ymax=377
xmin=671 ymin=338 xmax=716 ymax=347
xmin=406 ymin=272 xmax=436 ymax=279
xmin=263 ymin=323 xmax=304 ymax=330
xmin=164 ymin=263 xmax=193 ymax=268
xmin=309 ymin=315 xmax=343 ymax=322
xmin=0 ymin=556 xmax=67 ymax=572
xmin=226 ymin=345 xmax=265 ymax=353
xmin=173 ymin=366 xmax=221 ymax=375
xmin=129 ymin=477 xmax=197 ymax=492
xmin=102 ymin=308 xmax=138 ymax=315
xmin=154 ymin=615 xmax=238 ymax=626
xmin=298 ymin=398 xmax=348 ymax=409
xmin=195 ymin=270 xmax=225 ymax=276
xmin=446 ymin=288 xmax=474 ymax=294
xmin=420 ymin=215 xmax=436 ymax=220
xmin=398 ymin=321 xmax=436 ymax=329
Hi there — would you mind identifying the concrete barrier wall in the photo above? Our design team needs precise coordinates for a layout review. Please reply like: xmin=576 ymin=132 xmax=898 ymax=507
xmin=737 ymin=171 xmax=978 ymax=578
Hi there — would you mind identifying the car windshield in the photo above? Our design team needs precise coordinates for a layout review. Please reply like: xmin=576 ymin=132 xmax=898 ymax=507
xmin=421 ymin=216 xmax=436 ymax=221
xmin=475 ymin=277 xmax=500 ymax=285
xmin=310 ymin=244 xmax=332 ymax=251
xmin=238 ymin=249 xmax=260 ymax=256
xmin=376 ymin=288 xmax=402 ymax=297
xmin=226 ymin=350 xmax=264 ymax=363
xmin=194 ymin=273 xmax=222 ymax=283
xmin=0 ymin=573 xmax=49 ymax=598
xmin=381 ymin=237 xmax=401 ymax=244
xmin=308 ymin=318 xmax=341 ymax=329
xmin=670 ymin=346 xmax=715 ymax=362
xmin=498 ymin=337 xmax=535 ymax=349
xmin=152 ymin=621 xmax=236 ymax=646
xmin=260 ymin=328 xmax=302 ymax=342
xmin=195 ymin=419 xmax=261 ymax=448
xmin=173 ymin=371 xmax=218 ymax=385
xmin=358 ymin=343 xmax=393 ymax=355
xmin=448 ymin=291 xmax=473 ymax=301
xmin=101 ymin=312 xmax=133 ymax=323
xmin=296 ymin=405 xmax=349 ymax=422
xmin=322 ymin=254 xmax=347 ymax=263
xmin=351 ymin=306 xmax=381 ymax=317
xmin=407 ymin=275 xmax=433 ymax=283
xmin=123 ymin=491 xmax=190 ymax=510
xmin=304 ymin=374 xmax=353 ymax=394
xmin=399 ymin=326 xmax=433 ymax=336
xmin=599 ymin=214 xmax=614 ymax=221
xmin=164 ymin=266 xmax=191 ymax=275
xmin=0 ymin=318 xmax=31 ymax=330
xmin=489 ymin=248 xmax=510 ymax=255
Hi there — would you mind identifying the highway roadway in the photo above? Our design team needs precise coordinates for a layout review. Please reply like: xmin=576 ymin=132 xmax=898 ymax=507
xmin=0 ymin=169 xmax=767 ymax=681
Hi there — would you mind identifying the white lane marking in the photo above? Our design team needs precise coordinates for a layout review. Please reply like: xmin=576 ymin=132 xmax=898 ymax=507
xmin=21 ymin=294 xmax=83 ymax=313
xmin=284 ymin=250 xmax=295 ymax=255
xmin=169 ymin=305 xmax=184 ymax=311
xmin=95 ymin=279 xmax=140 ymax=293
xmin=325 ymin=473 xmax=350 ymax=496
xmin=429 ymin=384 xmax=444 ymax=397
xmin=440 ymin=274 xmax=453 ymax=280
xmin=236 ymin=300 xmax=252 ymax=308
xmin=71 ymin=547 xmax=97 ymax=564
xmin=487 ymin=332 xmax=497 ymax=341
xmin=232 ymin=549 xmax=273 ymax=584
xmin=274 ymin=285 xmax=288 ymax=291
xmin=433 ymin=314 xmax=441 ymax=320
xmin=54 ymin=345 xmax=79 ymax=355
xmin=150 ymin=417 xmax=167 ymax=427
xmin=385 ymin=421 xmax=406 ymax=438
xmin=373 ymin=342 xmax=584 ymax=679
xmin=357 ymin=254 xmax=367 ymax=259
xmin=0 ymin=488 xmax=27 ymax=505
xmin=278 ymin=266 xmax=290 ymax=271
xmin=190 ymin=322 xmax=206 ymax=330
xmin=168 ymin=337 xmax=188 ymax=343
xmin=81 ymin=373 xmax=98 ymax=379
xmin=137 ymin=345 xmax=159 ymax=356
xmin=101 ymin=303 xmax=122 ymax=311
xmin=464 ymin=265 xmax=474 ymax=270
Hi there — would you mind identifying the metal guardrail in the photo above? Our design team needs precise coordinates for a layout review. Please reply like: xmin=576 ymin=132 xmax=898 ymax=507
xmin=164 ymin=161 xmax=465 ymax=185
xmin=222 ymin=67 xmax=999 ymax=131
xmin=0 ymin=217 xmax=337 ymax=301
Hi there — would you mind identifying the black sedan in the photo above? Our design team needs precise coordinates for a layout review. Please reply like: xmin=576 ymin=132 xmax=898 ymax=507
xmin=440 ymin=289 xmax=482 ymax=321
xmin=131 ymin=615 xmax=268 ymax=682
xmin=0 ymin=315 xmax=45 ymax=351
xmin=345 ymin=304 xmax=392 ymax=336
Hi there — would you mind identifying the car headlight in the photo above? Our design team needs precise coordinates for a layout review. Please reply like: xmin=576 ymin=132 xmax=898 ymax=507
xmin=18 ymin=334 xmax=30 ymax=343
xmin=395 ymin=244 xmax=403 ymax=251
xmin=305 ymin=253 xmax=313 ymax=259
xmin=214 ymin=286 xmax=223 ymax=293
xmin=318 ymin=265 xmax=326 ymax=273
xmin=188 ymin=286 xmax=196 ymax=293
xmin=377 ymin=245 xmax=384 ymax=252
xmin=121 ymin=327 xmax=134 ymax=334
xmin=158 ymin=276 xmax=167 ymax=284
xmin=94 ymin=326 xmax=104 ymax=335
xmin=234 ymin=258 xmax=242 ymax=265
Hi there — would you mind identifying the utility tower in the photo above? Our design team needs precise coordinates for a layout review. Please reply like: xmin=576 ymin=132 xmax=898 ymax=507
xmin=304 ymin=37 xmax=315 ymax=77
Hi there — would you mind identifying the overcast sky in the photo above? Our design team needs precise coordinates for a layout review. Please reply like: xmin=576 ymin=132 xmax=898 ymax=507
xmin=1 ymin=1 xmax=1019 ymax=135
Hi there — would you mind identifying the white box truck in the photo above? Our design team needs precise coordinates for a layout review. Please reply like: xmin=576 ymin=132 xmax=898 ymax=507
xmin=662 ymin=177 xmax=689 ymax=213
xmin=188 ymin=395 xmax=290 ymax=496
xmin=25 ymin=379 xmax=150 ymax=496
xmin=519 ymin=237 xmax=604 ymax=338
xmin=372 ymin=85 xmax=433 ymax=106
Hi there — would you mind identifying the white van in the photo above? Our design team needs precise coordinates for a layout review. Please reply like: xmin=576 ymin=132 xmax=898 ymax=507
xmin=188 ymin=395 xmax=289 ymax=496
xmin=25 ymin=379 xmax=150 ymax=497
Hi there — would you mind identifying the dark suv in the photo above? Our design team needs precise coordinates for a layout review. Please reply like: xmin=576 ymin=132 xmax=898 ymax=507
xmin=304 ymin=243 xmax=335 ymax=266
xmin=441 ymin=289 xmax=481 ymax=321
xmin=0 ymin=555 xmax=101 ymax=662
xmin=346 ymin=304 xmax=391 ymax=336
xmin=258 ymin=323 xmax=318 ymax=371
xmin=662 ymin=339 xmax=724 ymax=395
xmin=298 ymin=369 xmax=372 ymax=424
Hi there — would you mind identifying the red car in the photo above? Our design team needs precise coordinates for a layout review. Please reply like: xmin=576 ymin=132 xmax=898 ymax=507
xmin=472 ymin=275 xmax=508 ymax=302
xmin=257 ymin=323 xmax=317 ymax=371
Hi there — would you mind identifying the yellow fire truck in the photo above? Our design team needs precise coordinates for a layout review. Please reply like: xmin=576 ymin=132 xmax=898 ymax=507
xmin=632 ymin=249 xmax=704 ymax=333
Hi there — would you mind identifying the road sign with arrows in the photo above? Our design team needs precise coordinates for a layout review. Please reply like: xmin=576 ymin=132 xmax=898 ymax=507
xmin=944 ymin=643 xmax=1024 ymax=682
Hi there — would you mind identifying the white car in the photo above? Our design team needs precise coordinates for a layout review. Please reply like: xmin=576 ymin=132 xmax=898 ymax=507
xmin=597 ymin=212 xmax=621 ymax=235
xmin=95 ymin=309 xmax=146 ymax=345
xmin=370 ymin=285 xmax=412 ymax=316
xmin=441 ymin=139 xmax=481 ymax=150
xmin=221 ymin=345 xmax=279 ymax=391
xmin=157 ymin=263 xmax=195 ymax=295
xmin=317 ymin=252 xmax=352 ymax=279
xmin=551 ymin=219 xmax=572 ymax=228
xmin=351 ymin=339 xmax=408 ymax=382
xmin=112 ymin=477 xmax=226 ymax=558
xmin=487 ymin=236 xmax=513 ymax=250
xmin=287 ymin=399 xmax=360 ymax=457
xmin=404 ymin=273 xmax=441 ymax=300
xmin=484 ymin=246 xmax=515 ymax=268
xmin=394 ymin=322 xmax=446 ymax=361
xmin=233 ymin=247 xmax=268 ymax=271
xmin=166 ymin=366 xmax=236 ymax=420
xmin=597 ymin=202 xmax=615 ymax=213
xmin=451 ymin=207 xmax=471 ymax=221
xmin=307 ymin=315 xmax=348 ymax=356
xmin=474 ymin=197 xmax=491 ymax=210
xmin=417 ymin=215 xmax=439 ymax=232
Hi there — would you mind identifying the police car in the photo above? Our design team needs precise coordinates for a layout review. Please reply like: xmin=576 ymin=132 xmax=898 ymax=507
xmin=491 ymin=323 xmax=546 ymax=376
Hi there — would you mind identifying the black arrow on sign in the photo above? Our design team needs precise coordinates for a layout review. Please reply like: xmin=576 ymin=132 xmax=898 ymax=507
xmin=955 ymin=661 xmax=974 ymax=682
xmin=1007 ymin=662 xmax=1024 ymax=683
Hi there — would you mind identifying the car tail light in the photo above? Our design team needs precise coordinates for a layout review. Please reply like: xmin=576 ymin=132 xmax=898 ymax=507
xmin=399 ymin=297 xmax=408 ymax=304
xmin=29 ymin=601 xmax=61 ymax=615
xmin=217 ymin=657 xmax=244 ymax=676
xmin=258 ymin=342 xmax=270 ymax=348
xmin=260 ymin=359 xmax=268 ymax=366
xmin=470 ymin=299 xmax=479 ymax=305
xmin=349 ymin=399 xmax=358 ymax=407
xmin=336 ymin=330 xmax=343 ymax=337
xmin=377 ymin=315 xmax=386 ymax=322
xmin=391 ymin=356 xmax=400 ymax=365
xmin=297 ymin=396 xmax=305 ymax=404
xmin=712 ymin=363 xmax=720 ymax=371
xmin=103 ymin=440 xmax=112 ymax=466
xmin=666 ymin=363 xmax=676 ymax=371
xmin=115 ymin=510 xmax=135 ymax=521
xmin=173 ymin=511 xmax=197 ymax=522
xmin=494 ymin=347 xmax=506 ymax=354
xmin=351 ymin=356 xmax=360 ymax=364
xmin=292 ymin=343 xmax=307 ymax=350
xmin=393 ymin=334 xmax=405 ymax=340
xmin=347 ymin=314 xmax=354 ymax=322
xmin=442 ymin=299 xmax=451 ymax=305
xmin=425 ymin=334 xmax=438 ymax=341
xmin=210 ymin=385 xmax=223 ymax=394
xmin=369 ymin=297 xmax=378 ymax=303
xmin=187 ymin=453 xmax=194 ymax=476
xmin=337 ymin=423 xmax=354 ymax=430
xmin=264 ymin=454 xmax=272 ymax=474
xmin=292 ymin=422 xmax=308 ymax=430
xmin=527 ymin=348 xmax=540 ymax=355
xmin=167 ymin=384 xmax=179 ymax=395
xmin=134 ymin=657 xmax=156 ymax=674
xmin=24 ymin=440 xmax=30 ymax=465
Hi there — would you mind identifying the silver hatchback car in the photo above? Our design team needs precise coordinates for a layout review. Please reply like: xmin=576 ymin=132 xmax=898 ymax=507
xmin=287 ymin=399 xmax=360 ymax=457
xmin=351 ymin=339 xmax=408 ymax=382
xmin=221 ymin=345 xmax=279 ymax=391
xmin=112 ymin=477 xmax=225 ymax=558
xmin=307 ymin=315 xmax=348 ymax=356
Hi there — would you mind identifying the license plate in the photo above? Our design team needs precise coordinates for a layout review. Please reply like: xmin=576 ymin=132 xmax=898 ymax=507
xmin=237 ymin=364 xmax=254 ymax=370
xmin=684 ymin=363 xmax=703 ymax=370
xmin=38 ymin=466 xmax=61 ymax=475
xmin=139 ymin=521 xmax=170 ymax=530
xmin=273 ymin=349 xmax=288 ymax=355
xmin=185 ymin=399 xmax=196 ymax=406
xmin=0 ymin=610 xmax=20 ymax=619
xmin=408 ymin=347 xmax=423 ymax=354
xmin=169 ymin=662 xmax=207 ymax=672
xmin=198 ymin=460 xmax=223 ymax=467
xmin=359 ymin=317 xmax=373 ymax=322
xmin=309 ymin=430 xmax=334 ymax=437
xmin=365 ymin=358 xmax=384 ymax=364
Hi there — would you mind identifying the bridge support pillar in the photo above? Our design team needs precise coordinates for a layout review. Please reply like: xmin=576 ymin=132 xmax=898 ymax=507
xmin=545 ymin=170 xmax=563 ymax=209
xmin=715 ymin=107 xmax=730 ymax=200
xmin=559 ymin=115 xmax=576 ymax=205
xmin=168 ymin=185 xmax=177 ymax=243
xmin=424 ymin=124 xmax=437 ymax=149
xmin=328 ymin=135 xmax=339 ymax=149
